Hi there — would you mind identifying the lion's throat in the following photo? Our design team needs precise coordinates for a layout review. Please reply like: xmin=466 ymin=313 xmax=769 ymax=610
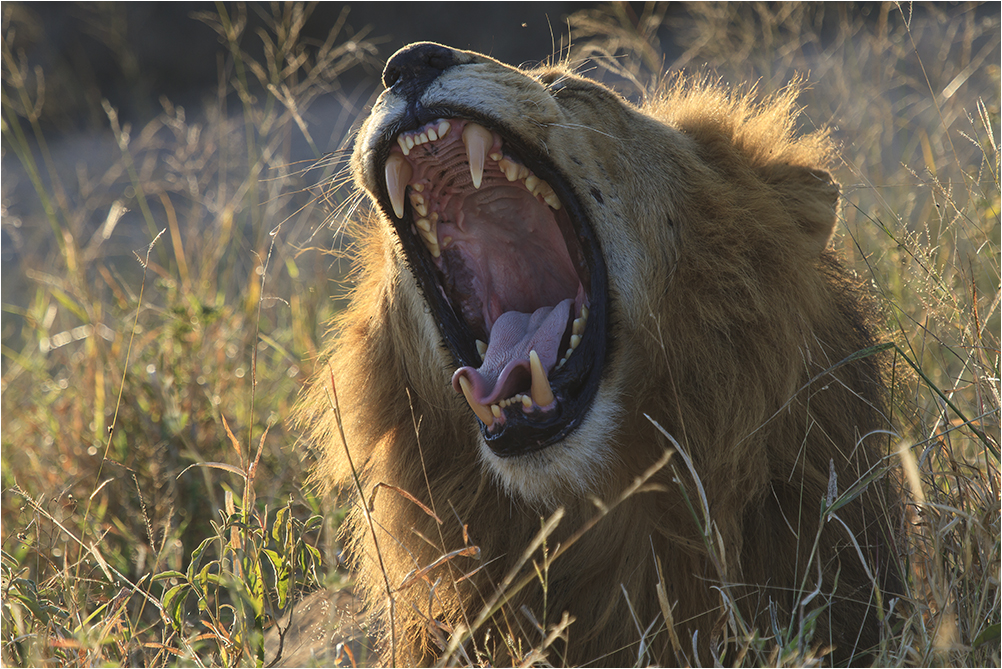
xmin=451 ymin=299 xmax=572 ymax=424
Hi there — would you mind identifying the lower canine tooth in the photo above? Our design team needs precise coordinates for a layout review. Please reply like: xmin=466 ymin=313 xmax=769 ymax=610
xmin=458 ymin=376 xmax=493 ymax=426
xmin=528 ymin=350 xmax=555 ymax=407
xmin=385 ymin=154 xmax=412 ymax=219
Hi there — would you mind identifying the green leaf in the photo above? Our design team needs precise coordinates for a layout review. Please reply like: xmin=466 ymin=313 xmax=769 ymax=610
xmin=186 ymin=536 xmax=215 ymax=584
xmin=10 ymin=579 xmax=49 ymax=624
xmin=151 ymin=570 xmax=186 ymax=582
xmin=161 ymin=583 xmax=189 ymax=633
xmin=262 ymin=548 xmax=291 ymax=608
xmin=974 ymin=623 xmax=1001 ymax=649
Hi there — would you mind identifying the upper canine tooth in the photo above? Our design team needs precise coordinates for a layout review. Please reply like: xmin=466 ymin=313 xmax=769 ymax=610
xmin=462 ymin=123 xmax=492 ymax=189
xmin=458 ymin=376 xmax=493 ymax=426
xmin=385 ymin=154 xmax=412 ymax=219
xmin=528 ymin=350 xmax=555 ymax=407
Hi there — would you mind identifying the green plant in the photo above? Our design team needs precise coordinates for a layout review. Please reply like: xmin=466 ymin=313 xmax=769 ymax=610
xmin=2 ymin=3 xmax=375 ymax=665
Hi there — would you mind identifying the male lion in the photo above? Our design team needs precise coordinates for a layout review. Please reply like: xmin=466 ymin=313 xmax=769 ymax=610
xmin=299 ymin=42 xmax=901 ymax=666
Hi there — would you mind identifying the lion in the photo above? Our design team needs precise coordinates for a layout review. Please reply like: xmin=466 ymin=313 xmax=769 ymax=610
xmin=297 ymin=42 xmax=902 ymax=666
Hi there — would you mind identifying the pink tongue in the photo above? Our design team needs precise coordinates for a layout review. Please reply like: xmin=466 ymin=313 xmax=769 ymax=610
xmin=451 ymin=298 xmax=573 ymax=405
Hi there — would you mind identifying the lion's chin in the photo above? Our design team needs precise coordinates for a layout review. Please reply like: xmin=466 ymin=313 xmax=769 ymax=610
xmin=476 ymin=387 xmax=622 ymax=508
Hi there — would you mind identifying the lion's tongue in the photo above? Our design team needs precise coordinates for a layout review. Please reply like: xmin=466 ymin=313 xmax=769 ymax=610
xmin=451 ymin=298 xmax=572 ymax=406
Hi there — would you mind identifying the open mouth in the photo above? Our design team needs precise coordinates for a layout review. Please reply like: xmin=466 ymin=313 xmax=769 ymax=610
xmin=376 ymin=115 xmax=608 ymax=457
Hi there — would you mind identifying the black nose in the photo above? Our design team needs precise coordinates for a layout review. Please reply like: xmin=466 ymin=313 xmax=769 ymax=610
xmin=382 ymin=42 xmax=458 ymax=101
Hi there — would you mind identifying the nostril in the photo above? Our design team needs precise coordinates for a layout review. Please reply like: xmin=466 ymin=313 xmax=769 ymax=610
xmin=382 ymin=42 xmax=459 ymax=94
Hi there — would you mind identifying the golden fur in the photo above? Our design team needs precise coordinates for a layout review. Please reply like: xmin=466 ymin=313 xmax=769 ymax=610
xmin=298 ymin=44 xmax=901 ymax=665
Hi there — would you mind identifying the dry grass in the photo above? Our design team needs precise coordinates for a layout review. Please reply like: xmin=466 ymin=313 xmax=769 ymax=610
xmin=2 ymin=2 xmax=999 ymax=667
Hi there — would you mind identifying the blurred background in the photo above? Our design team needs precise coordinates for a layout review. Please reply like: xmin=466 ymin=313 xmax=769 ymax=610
xmin=2 ymin=3 xmax=998 ymax=666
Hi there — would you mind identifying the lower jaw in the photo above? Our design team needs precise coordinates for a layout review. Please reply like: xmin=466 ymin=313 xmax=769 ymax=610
xmin=475 ymin=385 xmax=621 ymax=506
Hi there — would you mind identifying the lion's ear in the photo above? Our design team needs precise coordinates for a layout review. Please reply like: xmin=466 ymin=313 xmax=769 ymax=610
xmin=771 ymin=166 xmax=840 ymax=255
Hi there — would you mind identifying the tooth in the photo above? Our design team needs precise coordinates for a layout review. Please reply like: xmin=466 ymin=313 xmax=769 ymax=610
xmin=462 ymin=123 xmax=492 ymax=189
xmin=528 ymin=350 xmax=555 ymax=407
xmin=544 ymin=193 xmax=562 ymax=210
xmin=476 ymin=339 xmax=488 ymax=360
xmin=570 ymin=334 xmax=582 ymax=350
xmin=572 ymin=318 xmax=585 ymax=336
xmin=385 ymin=154 xmax=412 ymax=219
xmin=489 ymin=151 xmax=503 ymax=161
xmin=409 ymin=192 xmax=427 ymax=217
xmin=396 ymin=136 xmax=410 ymax=156
xmin=557 ymin=357 xmax=567 ymax=369
xmin=499 ymin=158 xmax=519 ymax=182
xmin=565 ymin=347 xmax=574 ymax=359
xmin=427 ymin=128 xmax=438 ymax=141
xmin=437 ymin=120 xmax=451 ymax=137
xmin=521 ymin=394 xmax=532 ymax=409
xmin=419 ymin=227 xmax=440 ymax=257
xmin=416 ymin=217 xmax=431 ymax=232
xmin=417 ymin=132 xmax=429 ymax=144
xmin=491 ymin=404 xmax=501 ymax=418
xmin=581 ymin=305 xmax=589 ymax=319
xmin=405 ymin=135 xmax=415 ymax=150
xmin=525 ymin=175 xmax=539 ymax=193
xmin=412 ymin=183 xmax=424 ymax=192
xmin=458 ymin=376 xmax=493 ymax=426
xmin=442 ymin=235 xmax=452 ymax=248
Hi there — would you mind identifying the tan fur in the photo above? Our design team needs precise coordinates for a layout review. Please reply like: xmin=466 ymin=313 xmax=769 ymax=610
xmin=298 ymin=46 xmax=901 ymax=665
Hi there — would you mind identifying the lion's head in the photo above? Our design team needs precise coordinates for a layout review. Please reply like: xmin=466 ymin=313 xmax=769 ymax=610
xmin=351 ymin=42 xmax=851 ymax=507
xmin=302 ymin=42 xmax=899 ymax=665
